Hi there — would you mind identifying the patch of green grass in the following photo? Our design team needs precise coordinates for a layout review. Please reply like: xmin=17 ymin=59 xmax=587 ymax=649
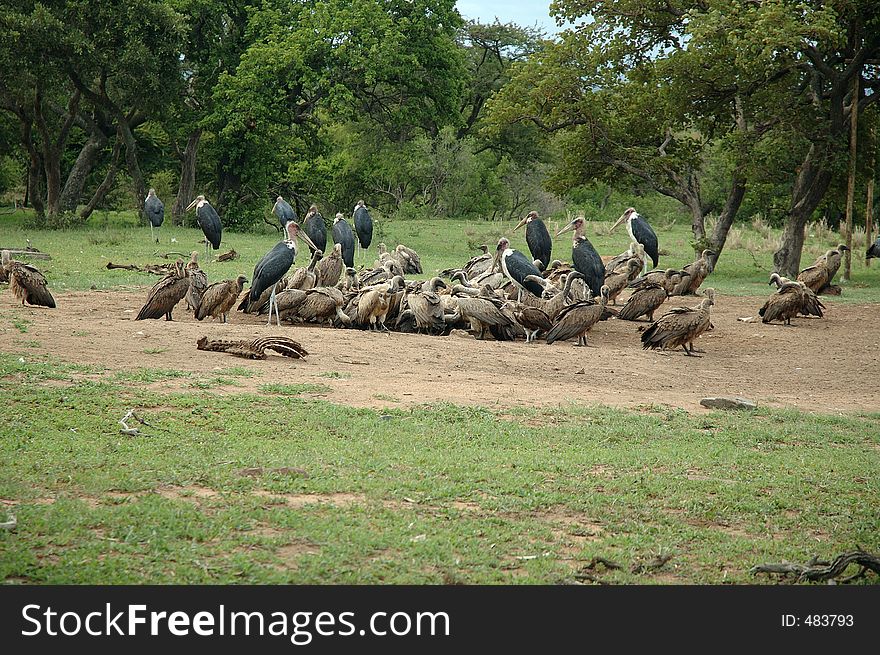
xmin=19 ymin=340 xmax=41 ymax=349
xmin=0 ymin=376 xmax=876 ymax=584
xmin=317 ymin=371 xmax=350 ymax=380
xmin=142 ymin=347 xmax=168 ymax=355
xmin=187 ymin=377 xmax=242 ymax=389
xmin=373 ymin=393 xmax=400 ymax=403
xmin=0 ymin=353 xmax=102 ymax=382
xmin=112 ymin=368 xmax=192 ymax=384
xmin=258 ymin=383 xmax=330 ymax=396
xmin=12 ymin=319 xmax=29 ymax=333
xmin=72 ymin=330 xmax=91 ymax=337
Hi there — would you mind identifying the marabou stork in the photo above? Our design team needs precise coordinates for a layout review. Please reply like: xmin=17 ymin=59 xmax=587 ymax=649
xmin=332 ymin=212 xmax=356 ymax=267
xmin=353 ymin=200 xmax=373 ymax=262
xmin=513 ymin=210 xmax=552 ymax=269
xmin=272 ymin=196 xmax=297 ymax=231
xmin=555 ymin=215 xmax=604 ymax=299
xmin=494 ymin=237 xmax=545 ymax=300
xmin=247 ymin=221 xmax=318 ymax=325
xmin=611 ymin=207 xmax=659 ymax=271
xmin=144 ymin=188 xmax=164 ymax=243
xmin=185 ymin=195 xmax=223 ymax=261
xmin=867 ymin=237 xmax=880 ymax=260
xmin=302 ymin=205 xmax=327 ymax=255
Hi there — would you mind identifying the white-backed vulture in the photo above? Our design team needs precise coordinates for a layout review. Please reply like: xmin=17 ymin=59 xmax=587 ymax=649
xmin=197 ymin=275 xmax=248 ymax=323
xmin=641 ymin=289 xmax=715 ymax=356
xmin=135 ymin=260 xmax=188 ymax=321
xmin=1 ymin=250 xmax=55 ymax=308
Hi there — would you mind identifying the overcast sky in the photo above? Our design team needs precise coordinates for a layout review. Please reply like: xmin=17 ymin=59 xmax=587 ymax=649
xmin=456 ymin=1 xmax=566 ymax=34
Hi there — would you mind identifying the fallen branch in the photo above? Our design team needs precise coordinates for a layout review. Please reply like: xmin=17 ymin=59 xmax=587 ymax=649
xmin=106 ymin=262 xmax=174 ymax=275
xmin=153 ymin=250 xmax=189 ymax=260
xmin=631 ymin=553 xmax=673 ymax=574
xmin=582 ymin=557 xmax=623 ymax=571
xmin=751 ymin=550 xmax=880 ymax=583
xmin=0 ymin=248 xmax=51 ymax=260
xmin=119 ymin=409 xmax=158 ymax=436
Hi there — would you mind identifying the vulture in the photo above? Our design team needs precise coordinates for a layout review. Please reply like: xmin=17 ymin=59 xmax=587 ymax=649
xmin=283 ymin=286 xmax=351 ymax=326
xmin=604 ymin=259 xmax=642 ymax=304
xmin=1 ymin=250 xmax=56 ymax=308
xmin=681 ymin=249 xmax=716 ymax=295
xmin=135 ymin=260 xmax=189 ymax=321
xmin=440 ymin=244 xmax=494 ymax=280
xmin=758 ymin=280 xmax=803 ymax=325
xmin=405 ymin=277 xmax=447 ymax=334
xmin=144 ymin=188 xmax=164 ymax=243
xmin=513 ymin=210 xmax=552 ymax=269
xmin=545 ymin=286 xmax=611 ymax=347
xmin=452 ymin=284 xmax=514 ymax=340
xmin=617 ymin=283 xmax=668 ymax=322
xmin=289 ymin=249 xmax=323 ymax=291
xmin=867 ymin=237 xmax=880 ymax=260
xmin=605 ymin=242 xmax=646 ymax=277
xmin=641 ymin=289 xmax=716 ymax=356
xmin=514 ymin=305 xmax=553 ymax=343
xmin=302 ymin=205 xmax=328 ymax=256
xmin=315 ymin=243 xmax=344 ymax=288
xmin=797 ymin=246 xmax=848 ymax=293
xmin=817 ymin=243 xmax=849 ymax=284
xmin=358 ymin=277 xmax=405 ymax=331
xmin=197 ymin=275 xmax=249 ymax=323
xmin=185 ymin=251 xmax=208 ymax=314
xmin=394 ymin=244 xmax=423 ymax=275
xmin=768 ymin=273 xmax=824 ymax=318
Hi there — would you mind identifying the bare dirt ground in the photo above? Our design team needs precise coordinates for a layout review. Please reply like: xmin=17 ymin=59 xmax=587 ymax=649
xmin=3 ymin=288 xmax=878 ymax=413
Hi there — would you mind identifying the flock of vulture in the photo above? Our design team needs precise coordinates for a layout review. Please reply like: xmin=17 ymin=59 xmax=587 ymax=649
xmin=1 ymin=191 xmax=874 ymax=357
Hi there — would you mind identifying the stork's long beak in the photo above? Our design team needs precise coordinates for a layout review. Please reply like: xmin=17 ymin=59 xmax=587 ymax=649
xmin=513 ymin=216 xmax=528 ymax=231
xmin=610 ymin=212 xmax=627 ymax=232
xmin=298 ymin=230 xmax=318 ymax=253
xmin=185 ymin=198 xmax=199 ymax=212
xmin=555 ymin=220 xmax=576 ymax=237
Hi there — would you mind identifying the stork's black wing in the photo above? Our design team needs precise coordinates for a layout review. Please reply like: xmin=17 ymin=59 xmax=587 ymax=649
xmin=303 ymin=214 xmax=327 ymax=255
xmin=332 ymin=219 xmax=356 ymax=267
xmin=526 ymin=219 xmax=552 ymax=269
xmin=572 ymin=237 xmax=605 ymax=298
xmin=273 ymin=198 xmax=297 ymax=228
xmin=197 ymin=204 xmax=223 ymax=249
xmin=505 ymin=249 xmax=545 ymax=296
xmin=632 ymin=215 xmax=659 ymax=268
xmin=249 ymin=241 xmax=295 ymax=305
xmin=354 ymin=206 xmax=373 ymax=249
xmin=144 ymin=195 xmax=164 ymax=228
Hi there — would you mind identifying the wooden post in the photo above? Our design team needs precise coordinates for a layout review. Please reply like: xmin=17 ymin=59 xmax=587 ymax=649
xmin=867 ymin=124 xmax=875 ymax=267
xmin=843 ymin=73 xmax=859 ymax=281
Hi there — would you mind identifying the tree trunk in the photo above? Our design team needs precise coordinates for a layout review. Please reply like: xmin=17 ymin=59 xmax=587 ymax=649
xmin=59 ymin=133 xmax=108 ymax=211
xmin=19 ymin=118 xmax=45 ymax=218
xmin=773 ymin=145 xmax=835 ymax=278
xmin=120 ymin=123 xmax=146 ymax=217
xmin=707 ymin=169 xmax=747 ymax=269
xmin=172 ymin=129 xmax=202 ymax=225
xmin=79 ymin=136 xmax=123 ymax=220
xmin=686 ymin=195 xmax=706 ymax=254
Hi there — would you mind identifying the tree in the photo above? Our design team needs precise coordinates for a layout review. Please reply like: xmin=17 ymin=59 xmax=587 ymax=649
xmin=0 ymin=0 xmax=185 ymax=222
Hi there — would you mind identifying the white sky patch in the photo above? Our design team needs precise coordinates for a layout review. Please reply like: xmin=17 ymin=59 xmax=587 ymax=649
xmin=456 ymin=1 xmax=566 ymax=34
